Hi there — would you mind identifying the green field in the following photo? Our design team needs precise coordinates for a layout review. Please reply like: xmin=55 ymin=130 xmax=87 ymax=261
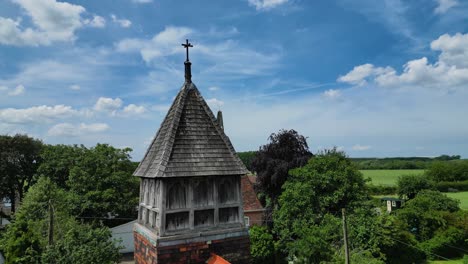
xmin=361 ymin=169 xmax=425 ymax=186
xmin=446 ymin=192 xmax=468 ymax=210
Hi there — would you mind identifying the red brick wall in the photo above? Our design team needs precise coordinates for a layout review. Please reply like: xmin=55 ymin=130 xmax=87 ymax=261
xmin=245 ymin=211 xmax=264 ymax=227
xmin=134 ymin=232 xmax=157 ymax=264
xmin=134 ymin=232 xmax=251 ymax=264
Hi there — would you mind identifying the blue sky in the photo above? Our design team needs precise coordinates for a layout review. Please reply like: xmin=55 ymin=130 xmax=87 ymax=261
xmin=1 ymin=0 xmax=468 ymax=160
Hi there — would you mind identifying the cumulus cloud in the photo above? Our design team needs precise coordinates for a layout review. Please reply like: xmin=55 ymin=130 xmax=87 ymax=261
xmin=123 ymin=104 xmax=146 ymax=115
xmin=84 ymin=15 xmax=106 ymax=28
xmin=0 ymin=0 xmax=86 ymax=46
xmin=352 ymin=144 xmax=372 ymax=151
xmin=116 ymin=26 xmax=191 ymax=61
xmin=434 ymin=0 xmax=458 ymax=14
xmin=0 ymin=0 xmax=107 ymax=46
xmin=48 ymin=122 xmax=109 ymax=137
xmin=248 ymin=0 xmax=289 ymax=10
xmin=0 ymin=105 xmax=79 ymax=124
xmin=431 ymin=33 xmax=468 ymax=68
xmin=338 ymin=32 xmax=468 ymax=91
xmin=111 ymin=14 xmax=132 ymax=28
xmin=322 ymin=89 xmax=342 ymax=99
xmin=94 ymin=97 xmax=123 ymax=113
xmin=338 ymin=64 xmax=392 ymax=86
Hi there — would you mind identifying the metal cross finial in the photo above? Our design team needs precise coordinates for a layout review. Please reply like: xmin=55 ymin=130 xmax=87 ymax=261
xmin=181 ymin=39 xmax=193 ymax=61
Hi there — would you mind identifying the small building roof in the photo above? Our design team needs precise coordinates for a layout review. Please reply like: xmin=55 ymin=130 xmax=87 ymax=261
xmin=380 ymin=197 xmax=404 ymax=202
xmin=241 ymin=175 xmax=264 ymax=212
xmin=207 ymin=253 xmax=230 ymax=264
xmin=134 ymin=82 xmax=248 ymax=178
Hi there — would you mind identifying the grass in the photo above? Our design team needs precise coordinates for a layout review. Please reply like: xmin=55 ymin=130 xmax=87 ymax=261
xmin=446 ymin=191 xmax=468 ymax=210
xmin=361 ymin=169 xmax=425 ymax=186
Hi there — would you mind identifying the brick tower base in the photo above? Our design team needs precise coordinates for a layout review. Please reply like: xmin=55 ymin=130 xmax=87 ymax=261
xmin=133 ymin=223 xmax=251 ymax=264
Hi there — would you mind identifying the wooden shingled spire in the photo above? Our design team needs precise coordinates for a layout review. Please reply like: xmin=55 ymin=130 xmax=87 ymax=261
xmin=134 ymin=42 xmax=248 ymax=178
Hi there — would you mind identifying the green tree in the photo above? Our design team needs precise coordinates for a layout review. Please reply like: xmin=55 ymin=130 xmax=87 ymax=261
xmin=41 ymin=224 xmax=121 ymax=264
xmin=36 ymin=144 xmax=87 ymax=188
xmin=237 ymin=151 xmax=257 ymax=171
xmin=36 ymin=144 xmax=139 ymax=226
xmin=397 ymin=174 xmax=435 ymax=199
xmin=347 ymin=205 xmax=426 ymax=264
xmin=273 ymin=149 xmax=367 ymax=262
xmin=0 ymin=177 xmax=120 ymax=264
xmin=67 ymin=144 xmax=139 ymax=225
xmin=0 ymin=134 xmax=43 ymax=213
xmin=397 ymin=190 xmax=460 ymax=241
xmin=251 ymin=129 xmax=312 ymax=207
xmin=249 ymin=225 xmax=275 ymax=264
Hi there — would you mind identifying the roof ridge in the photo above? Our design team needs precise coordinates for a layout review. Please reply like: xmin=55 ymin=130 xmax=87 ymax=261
xmin=134 ymin=81 xmax=248 ymax=178
xmin=154 ymin=83 xmax=191 ymax=177
xmin=193 ymin=87 xmax=248 ymax=174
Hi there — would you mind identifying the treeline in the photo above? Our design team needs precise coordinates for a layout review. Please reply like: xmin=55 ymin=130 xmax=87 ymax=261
xmin=352 ymin=155 xmax=462 ymax=170
xmin=238 ymin=151 xmax=464 ymax=171
xmin=368 ymin=160 xmax=468 ymax=194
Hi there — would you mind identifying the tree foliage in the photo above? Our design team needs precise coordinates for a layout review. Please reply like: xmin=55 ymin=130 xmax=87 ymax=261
xmin=397 ymin=174 xmax=435 ymax=199
xmin=397 ymin=190 xmax=461 ymax=241
xmin=249 ymin=225 xmax=275 ymax=264
xmin=426 ymin=160 xmax=468 ymax=182
xmin=352 ymin=155 xmax=462 ymax=170
xmin=273 ymin=149 xmax=367 ymax=262
xmin=0 ymin=177 xmax=120 ymax=264
xmin=0 ymin=134 xmax=43 ymax=213
xmin=37 ymin=143 xmax=139 ymax=226
xmin=237 ymin=151 xmax=257 ymax=171
xmin=347 ymin=204 xmax=425 ymax=264
xmin=251 ymin=129 xmax=312 ymax=206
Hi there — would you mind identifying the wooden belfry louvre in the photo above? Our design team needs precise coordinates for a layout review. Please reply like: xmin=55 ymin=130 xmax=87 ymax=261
xmin=133 ymin=39 xmax=251 ymax=264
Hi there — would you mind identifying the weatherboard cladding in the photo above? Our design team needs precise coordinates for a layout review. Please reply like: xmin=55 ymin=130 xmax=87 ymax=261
xmin=134 ymin=82 xmax=248 ymax=178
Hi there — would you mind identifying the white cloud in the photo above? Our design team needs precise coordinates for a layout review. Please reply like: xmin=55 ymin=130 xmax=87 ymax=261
xmin=69 ymin=84 xmax=81 ymax=90
xmin=431 ymin=33 xmax=468 ymax=68
xmin=131 ymin=0 xmax=152 ymax=3
xmin=8 ymin=85 xmax=25 ymax=96
xmin=0 ymin=105 xmax=79 ymax=124
xmin=248 ymin=0 xmax=289 ymax=10
xmin=0 ymin=85 xmax=25 ymax=96
xmin=206 ymin=98 xmax=224 ymax=110
xmin=111 ymin=14 xmax=132 ymax=28
xmin=94 ymin=97 xmax=123 ymax=112
xmin=116 ymin=26 xmax=191 ymax=62
xmin=434 ymin=0 xmax=458 ymax=14
xmin=84 ymin=15 xmax=106 ymax=28
xmin=338 ymin=64 xmax=392 ymax=86
xmin=0 ymin=0 xmax=87 ymax=46
xmin=208 ymin=86 xmax=220 ymax=91
xmin=123 ymin=104 xmax=146 ymax=115
xmin=339 ymin=32 xmax=468 ymax=91
xmin=48 ymin=122 xmax=109 ymax=137
xmin=116 ymin=26 xmax=280 ymax=88
xmin=352 ymin=144 xmax=372 ymax=151
xmin=322 ymin=89 xmax=342 ymax=99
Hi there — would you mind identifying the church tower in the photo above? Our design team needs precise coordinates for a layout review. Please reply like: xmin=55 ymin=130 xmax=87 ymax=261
xmin=133 ymin=40 xmax=251 ymax=264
